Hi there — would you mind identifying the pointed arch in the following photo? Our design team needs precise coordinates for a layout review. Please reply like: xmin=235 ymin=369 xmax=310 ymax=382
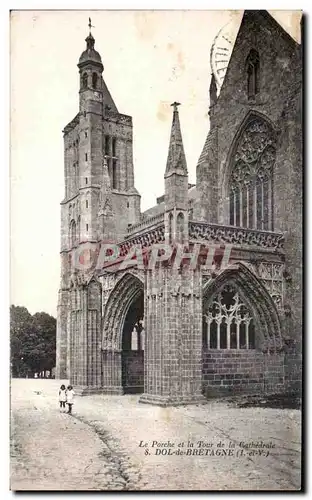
xmin=102 ymin=272 xmax=144 ymax=350
xmin=87 ymin=277 xmax=102 ymax=309
xmin=224 ymin=111 xmax=277 ymax=231
xmin=177 ymin=212 xmax=185 ymax=242
xmin=168 ymin=212 xmax=173 ymax=245
xmin=203 ymin=263 xmax=283 ymax=353
xmin=223 ymin=110 xmax=278 ymax=186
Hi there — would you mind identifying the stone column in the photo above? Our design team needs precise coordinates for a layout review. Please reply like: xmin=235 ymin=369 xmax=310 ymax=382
xmin=66 ymin=308 xmax=72 ymax=380
xmin=71 ymin=280 xmax=104 ymax=395
xmin=56 ymin=289 xmax=69 ymax=379
xmin=95 ymin=311 xmax=102 ymax=387
xmin=139 ymin=266 xmax=206 ymax=406
xmin=74 ymin=287 xmax=88 ymax=392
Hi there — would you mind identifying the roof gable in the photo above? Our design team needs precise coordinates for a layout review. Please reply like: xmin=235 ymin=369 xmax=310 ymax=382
xmin=216 ymin=9 xmax=301 ymax=105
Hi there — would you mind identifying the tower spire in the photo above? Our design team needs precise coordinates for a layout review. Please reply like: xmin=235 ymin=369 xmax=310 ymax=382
xmin=84 ymin=18 xmax=96 ymax=51
xmin=165 ymin=102 xmax=188 ymax=177
xmin=78 ymin=17 xmax=102 ymax=69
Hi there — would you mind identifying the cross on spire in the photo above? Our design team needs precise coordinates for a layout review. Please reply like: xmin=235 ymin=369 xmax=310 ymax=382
xmin=171 ymin=101 xmax=181 ymax=112
xmin=88 ymin=17 xmax=95 ymax=34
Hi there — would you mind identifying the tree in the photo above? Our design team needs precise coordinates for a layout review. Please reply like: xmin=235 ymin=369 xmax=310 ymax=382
xmin=31 ymin=312 xmax=56 ymax=373
xmin=10 ymin=305 xmax=56 ymax=377
xmin=10 ymin=305 xmax=33 ymax=377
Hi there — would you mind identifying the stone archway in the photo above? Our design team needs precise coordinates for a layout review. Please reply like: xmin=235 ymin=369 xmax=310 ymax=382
xmin=102 ymin=272 xmax=144 ymax=394
xmin=121 ymin=291 xmax=144 ymax=393
xmin=202 ymin=263 xmax=284 ymax=397
xmin=203 ymin=263 xmax=283 ymax=352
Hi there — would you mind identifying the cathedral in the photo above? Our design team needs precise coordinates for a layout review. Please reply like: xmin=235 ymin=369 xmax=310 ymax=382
xmin=56 ymin=10 xmax=302 ymax=406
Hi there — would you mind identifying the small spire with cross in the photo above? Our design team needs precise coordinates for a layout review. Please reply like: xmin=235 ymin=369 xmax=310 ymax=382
xmin=171 ymin=101 xmax=181 ymax=112
xmin=165 ymin=100 xmax=187 ymax=175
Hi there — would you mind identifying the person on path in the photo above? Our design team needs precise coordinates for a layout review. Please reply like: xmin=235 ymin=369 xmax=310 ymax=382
xmin=58 ymin=384 xmax=67 ymax=412
xmin=66 ymin=385 xmax=75 ymax=414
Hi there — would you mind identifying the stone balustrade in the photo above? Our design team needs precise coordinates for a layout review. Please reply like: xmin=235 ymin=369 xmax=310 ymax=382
xmin=117 ymin=220 xmax=284 ymax=260
xmin=189 ymin=221 xmax=284 ymax=250
xmin=120 ymin=223 xmax=165 ymax=257
xmin=127 ymin=213 xmax=164 ymax=237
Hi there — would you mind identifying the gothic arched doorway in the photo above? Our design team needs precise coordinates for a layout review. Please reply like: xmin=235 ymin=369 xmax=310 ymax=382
xmin=121 ymin=290 xmax=144 ymax=393
xmin=102 ymin=272 xmax=145 ymax=394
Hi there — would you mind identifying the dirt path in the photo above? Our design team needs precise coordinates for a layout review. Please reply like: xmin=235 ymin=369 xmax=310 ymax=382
xmin=73 ymin=395 xmax=301 ymax=490
xmin=10 ymin=382 xmax=139 ymax=490
xmin=10 ymin=379 xmax=302 ymax=491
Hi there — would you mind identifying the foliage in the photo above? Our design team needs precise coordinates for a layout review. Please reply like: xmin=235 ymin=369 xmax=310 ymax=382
xmin=10 ymin=305 xmax=56 ymax=377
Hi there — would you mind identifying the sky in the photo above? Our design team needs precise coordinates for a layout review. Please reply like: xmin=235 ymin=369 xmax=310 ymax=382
xmin=10 ymin=10 xmax=301 ymax=317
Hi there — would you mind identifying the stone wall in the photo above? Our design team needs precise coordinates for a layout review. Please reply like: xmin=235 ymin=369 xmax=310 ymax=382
xmin=202 ymin=349 xmax=285 ymax=397
xmin=284 ymin=341 xmax=302 ymax=394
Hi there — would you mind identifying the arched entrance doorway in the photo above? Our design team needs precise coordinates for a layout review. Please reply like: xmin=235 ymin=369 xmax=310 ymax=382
xmin=102 ymin=272 xmax=145 ymax=394
xmin=122 ymin=291 xmax=144 ymax=393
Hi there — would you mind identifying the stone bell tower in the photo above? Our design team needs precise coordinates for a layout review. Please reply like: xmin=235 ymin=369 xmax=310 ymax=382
xmin=56 ymin=21 xmax=141 ymax=384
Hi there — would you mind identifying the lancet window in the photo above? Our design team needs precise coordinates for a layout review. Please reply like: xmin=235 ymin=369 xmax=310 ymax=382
xmin=246 ymin=49 xmax=260 ymax=100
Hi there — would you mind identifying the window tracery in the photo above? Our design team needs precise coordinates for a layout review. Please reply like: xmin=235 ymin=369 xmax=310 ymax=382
xmin=229 ymin=117 xmax=276 ymax=230
xmin=204 ymin=284 xmax=256 ymax=350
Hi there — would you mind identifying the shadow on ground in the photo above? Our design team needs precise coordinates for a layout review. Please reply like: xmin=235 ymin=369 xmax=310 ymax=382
xmin=226 ymin=392 xmax=301 ymax=410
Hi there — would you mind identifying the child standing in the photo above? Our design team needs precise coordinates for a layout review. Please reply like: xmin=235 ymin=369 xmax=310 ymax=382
xmin=66 ymin=385 xmax=75 ymax=414
xmin=58 ymin=384 xmax=67 ymax=411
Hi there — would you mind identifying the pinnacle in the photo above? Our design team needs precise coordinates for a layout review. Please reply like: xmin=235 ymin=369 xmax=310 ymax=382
xmin=165 ymin=102 xmax=188 ymax=177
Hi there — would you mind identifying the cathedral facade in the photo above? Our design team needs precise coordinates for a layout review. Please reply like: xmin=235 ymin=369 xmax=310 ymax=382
xmin=56 ymin=11 xmax=302 ymax=405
